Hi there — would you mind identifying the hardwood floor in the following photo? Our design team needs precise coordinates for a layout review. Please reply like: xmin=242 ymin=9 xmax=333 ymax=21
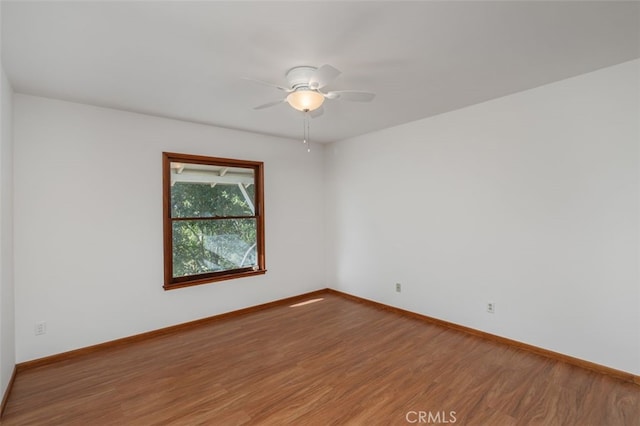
xmin=2 ymin=293 xmax=639 ymax=425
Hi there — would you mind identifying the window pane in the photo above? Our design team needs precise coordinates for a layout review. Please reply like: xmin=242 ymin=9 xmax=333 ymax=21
xmin=170 ymin=162 xmax=255 ymax=218
xmin=172 ymin=218 xmax=257 ymax=278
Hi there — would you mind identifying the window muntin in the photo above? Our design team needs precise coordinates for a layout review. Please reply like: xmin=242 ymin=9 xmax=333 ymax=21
xmin=163 ymin=153 xmax=265 ymax=289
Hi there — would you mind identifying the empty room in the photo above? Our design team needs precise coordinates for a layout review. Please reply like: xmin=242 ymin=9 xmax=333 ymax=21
xmin=0 ymin=1 xmax=639 ymax=425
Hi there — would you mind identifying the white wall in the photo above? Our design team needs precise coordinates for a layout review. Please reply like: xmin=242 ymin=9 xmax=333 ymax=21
xmin=326 ymin=59 xmax=640 ymax=375
xmin=13 ymin=95 xmax=325 ymax=362
xmin=0 ymin=64 xmax=15 ymax=399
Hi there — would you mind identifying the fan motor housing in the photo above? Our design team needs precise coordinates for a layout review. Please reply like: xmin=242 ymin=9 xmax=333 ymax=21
xmin=285 ymin=66 xmax=317 ymax=90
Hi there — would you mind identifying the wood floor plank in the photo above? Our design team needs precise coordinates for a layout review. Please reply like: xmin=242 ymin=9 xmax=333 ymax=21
xmin=2 ymin=293 xmax=639 ymax=425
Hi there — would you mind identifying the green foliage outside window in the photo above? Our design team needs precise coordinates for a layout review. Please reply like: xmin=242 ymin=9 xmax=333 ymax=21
xmin=171 ymin=182 xmax=257 ymax=278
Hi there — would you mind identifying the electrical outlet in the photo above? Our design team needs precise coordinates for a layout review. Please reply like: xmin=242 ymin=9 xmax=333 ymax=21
xmin=487 ymin=302 xmax=495 ymax=314
xmin=35 ymin=321 xmax=47 ymax=336
xmin=395 ymin=283 xmax=402 ymax=293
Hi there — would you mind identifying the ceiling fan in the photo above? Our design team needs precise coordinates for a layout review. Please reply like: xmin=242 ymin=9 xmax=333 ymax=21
xmin=248 ymin=65 xmax=375 ymax=117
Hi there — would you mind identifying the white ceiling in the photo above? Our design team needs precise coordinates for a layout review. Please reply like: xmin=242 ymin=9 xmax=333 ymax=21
xmin=2 ymin=1 xmax=639 ymax=143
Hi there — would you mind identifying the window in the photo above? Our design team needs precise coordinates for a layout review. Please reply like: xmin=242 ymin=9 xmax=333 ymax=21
xmin=163 ymin=152 xmax=265 ymax=290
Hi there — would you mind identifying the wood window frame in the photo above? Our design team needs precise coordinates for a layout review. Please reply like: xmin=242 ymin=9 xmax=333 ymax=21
xmin=163 ymin=152 xmax=266 ymax=290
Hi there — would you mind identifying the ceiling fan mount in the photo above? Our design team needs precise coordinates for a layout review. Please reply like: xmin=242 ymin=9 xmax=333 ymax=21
xmin=285 ymin=66 xmax=318 ymax=90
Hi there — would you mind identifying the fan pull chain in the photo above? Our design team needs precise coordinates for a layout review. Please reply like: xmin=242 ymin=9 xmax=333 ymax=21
xmin=306 ymin=114 xmax=311 ymax=152
xmin=303 ymin=112 xmax=311 ymax=152
xmin=302 ymin=113 xmax=307 ymax=145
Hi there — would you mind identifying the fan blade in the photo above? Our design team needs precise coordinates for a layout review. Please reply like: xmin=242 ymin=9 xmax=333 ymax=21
xmin=243 ymin=77 xmax=291 ymax=92
xmin=322 ymin=91 xmax=339 ymax=100
xmin=308 ymin=64 xmax=341 ymax=90
xmin=253 ymin=99 xmax=285 ymax=110
xmin=325 ymin=90 xmax=375 ymax=102
xmin=309 ymin=106 xmax=324 ymax=119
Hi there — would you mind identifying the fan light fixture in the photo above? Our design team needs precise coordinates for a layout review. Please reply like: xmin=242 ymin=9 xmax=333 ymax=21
xmin=286 ymin=89 xmax=324 ymax=112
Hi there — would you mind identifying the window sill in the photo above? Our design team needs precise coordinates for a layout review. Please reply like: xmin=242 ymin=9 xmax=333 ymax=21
xmin=163 ymin=269 xmax=267 ymax=291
